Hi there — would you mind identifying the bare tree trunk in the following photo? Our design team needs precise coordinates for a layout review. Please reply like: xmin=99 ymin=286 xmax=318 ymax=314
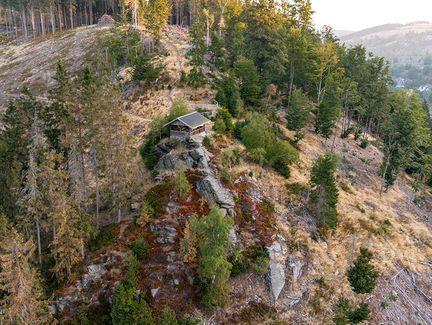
xmin=70 ymin=4 xmax=74 ymax=29
xmin=89 ymin=2 xmax=93 ymax=25
xmin=40 ymin=10 xmax=46 ymax=36
xmin=287 ymin=61 xmax=295 ymax=108
xmin=30 ymin=7 xmax=36 ymax=37
xmin=317 ymin=73 xmax=323 ymax=106
xmin=12 ymin=9 xmax=18 ymax=37
xmin=36 ymin=218 xmax=42 ymax=264
xmin=50 ymin=4 xmax=56 ymax=33
xmin=58 ymin=4 xmax=63 ymax=31
xmin=5 ymin=8 xmax=10 ymax=35
xmin=21 ymin=6 xmax=28 ymax=39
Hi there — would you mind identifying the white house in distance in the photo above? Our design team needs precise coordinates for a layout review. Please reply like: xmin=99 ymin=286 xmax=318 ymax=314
xmin=164 ymin=111 xmax=211 ymax=141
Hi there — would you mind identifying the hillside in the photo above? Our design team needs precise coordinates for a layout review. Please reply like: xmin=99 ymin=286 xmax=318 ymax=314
xmin=0 ymin=3 xmax=432 ymax=324
xmin=340 ymin=22 xmax=432 ymax=60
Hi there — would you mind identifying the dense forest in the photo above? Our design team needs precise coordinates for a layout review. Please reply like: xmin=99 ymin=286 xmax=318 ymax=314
xmin=0 ymin=0 xmax=431 ymax=324
xmin=0 ymin=0 xmax=197 ymax=38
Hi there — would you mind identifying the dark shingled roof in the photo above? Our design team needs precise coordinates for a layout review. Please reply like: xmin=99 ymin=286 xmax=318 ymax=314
xmin=165 ymin=111 xmax=210 ymax=129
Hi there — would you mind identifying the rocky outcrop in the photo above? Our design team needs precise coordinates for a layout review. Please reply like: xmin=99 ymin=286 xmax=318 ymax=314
xmin=155 ymin=142 xmax=235 ymax=214
xmin=268 ymin=261 xmax=285 ymax=300
xmin=196 ymin=174 xmax=235 ymax=215
xmin=266 ymin=238 xmax=289 ymax=301
xmin=156 ymin=146 xmax=214 ymax=170
xmin=156 ymin=153 xmax=178 ymax=170
xmin=149 ymin=224 xmax=178 ymax=244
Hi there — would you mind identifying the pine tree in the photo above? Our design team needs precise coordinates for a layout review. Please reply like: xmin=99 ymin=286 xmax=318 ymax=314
xmin=309 ymin=153 xmax=339 ymax=229
xmin=315 ymin=73 xmax=342 ymax=139
xmin=36 ymin=150 xmax=83 ymax=281
xmin=143 ymin=0 xmax=171 ymax=41
xmin=191 ymin=208 xmax=233 ymax=307
xmin=111 ymin=284 xmax=155 ymax=325
xmin=286 ymin=87 xmax=312 ymax=141
xmin=215 ymin=75 xmax=242 ymax=117
xmin=0 ymin=215 xmax=47 ymax=324
xmin=347 ymin=247 xmax=379 ymax=294
xmin=233 ymin=58 xmax=260 ymax=107
xmin=187 ymin=11 xmax=206 ymax=88
xmin=0 ymin=90 xmax=37 ymax=217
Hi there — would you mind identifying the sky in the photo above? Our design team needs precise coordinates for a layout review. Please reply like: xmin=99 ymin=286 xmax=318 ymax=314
xmin=312 ymin=0 xmax=432 ymax=31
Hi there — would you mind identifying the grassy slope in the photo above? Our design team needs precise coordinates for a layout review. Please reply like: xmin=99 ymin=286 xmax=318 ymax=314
xmin=230 ymin=118 xmax=432 ymax=323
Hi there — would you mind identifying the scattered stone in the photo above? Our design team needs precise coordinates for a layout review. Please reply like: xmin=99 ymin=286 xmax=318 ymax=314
xmin=81 ymin=264 xmax=106 ymax=288
xmin=151 ymin=288 xmax=160 ymax=298
xmin=131 ymin=202 xmax=141 ymax=213
xmin=283 ymin=294 xmax=302 ymax=307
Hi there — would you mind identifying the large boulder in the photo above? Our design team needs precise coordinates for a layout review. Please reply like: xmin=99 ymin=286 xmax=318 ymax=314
xmin=196 ymin=174 xmax=235 ymax=214
xmin=156 ymin=154 xmax=178 ymax=170
xmin=189 ymin=147 xmax=214 ymax=169
xmin=268 ymin=261 xmax=285 ymax=300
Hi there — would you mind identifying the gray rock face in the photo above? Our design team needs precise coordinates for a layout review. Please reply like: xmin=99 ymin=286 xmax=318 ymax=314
xmin=267 ymin=241 xmax=288 ymax=260
xmin=80 ymin=264 xmax=106 ymax=288
xmin=150 ymin=224 xmax=178 ymax=244
xmin=190 ymin=147 xmax=214 ymax=169
xmin=268 ymin=261 xmax=285 ymax=300
xmin=196 ymin=174 xmax=235 ymax=213
xmin=288 ymin=254 xmax=304 ymax=284
xmin=156 ymin=154 xmax=178 ymax=170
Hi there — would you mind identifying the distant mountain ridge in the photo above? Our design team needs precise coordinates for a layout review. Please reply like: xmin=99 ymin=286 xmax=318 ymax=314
xmin=338 ymin=21 xmax=432 ymax=61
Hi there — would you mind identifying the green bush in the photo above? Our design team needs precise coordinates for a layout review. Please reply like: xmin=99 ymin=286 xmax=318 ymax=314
xmin=230 ymin=248 xmax=248 ymax=276
xmin=203 ymin=136 xmax=212 ymax=148
xmin=266 ymin=140 xmax=299 ymax=179
xmin=111 ymin=284 xmax=155 ymax=325
xmin=251 ymin=247 xmax=270 ymax=274
xmin=160 ymin=306 xmax=178 ymax=325
xmin=360 ymin=138 xmax=369 ymax=149
xmin=88 ymin=224 xmax=116 ymax=252
xmin=348 ymin=302 xmax=370 ymax=324
xmin=124 ymin=255 xmax=139 ymax=290
xmin=213 ymin=117 xmax=227 ymax=133
xmin=132 ymin=54 xmax=161 ymax=85
xmin=144 ymin=182 xmax=171 ymax=218
xmin=190 ymin=208 xmax=234 ymax=307
xmin=334 ymin=298 xmax=370 ymax=324
xmin=239 ymin=114 xmax=298 ymax=178
xmin=222 ymin=148 xmax=241 ymax=168
xmin=220 ymin=168 xmax=236 ymax=186
xmin=173 ymin=167 xmax=192 ymax=199
xmin=214 ymin=108 xmax=234 ymax=134
xmin=132 ymin=236 xmax=150 ymax=260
